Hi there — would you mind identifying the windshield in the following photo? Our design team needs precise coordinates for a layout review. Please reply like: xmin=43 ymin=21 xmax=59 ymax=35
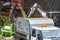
xmin=41 ymin=29 xmax=60 ymax=38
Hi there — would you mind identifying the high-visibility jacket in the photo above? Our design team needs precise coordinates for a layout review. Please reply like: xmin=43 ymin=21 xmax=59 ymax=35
xmin=10 ymin=0 xmax=24 ymax=9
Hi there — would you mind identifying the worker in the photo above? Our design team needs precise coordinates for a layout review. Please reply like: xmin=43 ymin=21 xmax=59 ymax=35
xmin=9 ymin=0 xmax=26 ymax=21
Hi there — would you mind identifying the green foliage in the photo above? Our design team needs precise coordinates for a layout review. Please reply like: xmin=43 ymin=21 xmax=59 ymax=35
xmin=2 ymin=16 xmax=11 ymax=25
xmin=0 ymin=15 xmax=3 ymax=26
xmin=0 ymin=3 xmax=3 ymax=11
xmin=0 ymin=16 xmax=11 ymax=26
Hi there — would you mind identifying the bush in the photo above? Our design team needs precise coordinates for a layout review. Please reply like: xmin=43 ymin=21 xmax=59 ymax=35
xmin=0 ymin=3 xmax=3 ymax=11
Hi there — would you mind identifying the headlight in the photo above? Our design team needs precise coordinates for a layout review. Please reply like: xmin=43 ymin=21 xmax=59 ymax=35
xmin=43 ymin=39 xmax=52 ymax=40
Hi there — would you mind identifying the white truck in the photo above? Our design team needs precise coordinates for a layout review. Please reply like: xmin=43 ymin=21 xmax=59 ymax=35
xmin=15 ymin=3 xmax=60 ymax=40
xmin=15 ymin=17 xmax=60 ymax=40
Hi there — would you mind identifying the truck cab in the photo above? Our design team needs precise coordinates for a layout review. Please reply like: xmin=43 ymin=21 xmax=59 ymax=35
xmin=31 ymin=26 xmax=60 ymax=40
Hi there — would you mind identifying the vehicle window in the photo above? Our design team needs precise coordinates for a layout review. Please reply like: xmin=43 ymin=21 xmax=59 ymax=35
xmin=32 ymin=29 xmax=36 ymax=37
xmin=41 ymin=30 xmax=60 ymax=38
xmin=37 ymin=30 xmax=43 ymax=40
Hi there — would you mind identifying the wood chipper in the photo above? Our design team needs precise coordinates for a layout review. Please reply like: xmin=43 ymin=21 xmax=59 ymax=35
xmin=2 ymin=24 xmax=15 ymax=37
xmin=1 ymin=21 xmax=16 ymax=40
xmin=0 ymin=16 xmax=16 ymax=40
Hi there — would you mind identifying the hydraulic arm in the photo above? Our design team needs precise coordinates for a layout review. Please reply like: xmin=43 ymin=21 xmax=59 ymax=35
xmin=27 ymin=3 xmax=47 ymax=18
